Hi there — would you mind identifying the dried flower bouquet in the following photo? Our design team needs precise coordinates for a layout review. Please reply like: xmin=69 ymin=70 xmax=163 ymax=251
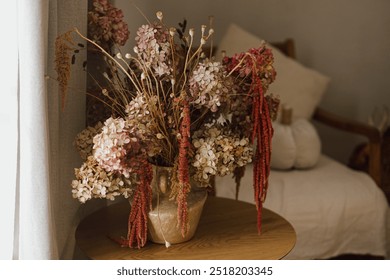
xmin=55 ymin=2 xmax=279 ymax=249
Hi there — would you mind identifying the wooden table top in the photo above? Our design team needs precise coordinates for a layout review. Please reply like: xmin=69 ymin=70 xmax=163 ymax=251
xmin=75 ymin=196 xmax=296 ymax=260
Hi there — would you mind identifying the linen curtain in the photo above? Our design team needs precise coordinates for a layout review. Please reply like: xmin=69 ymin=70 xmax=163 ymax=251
xmin=0 ymin=0 xmax=87 ymax=259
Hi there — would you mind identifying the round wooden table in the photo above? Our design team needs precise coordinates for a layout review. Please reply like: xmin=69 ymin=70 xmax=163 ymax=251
xmin=75 ymin=196 xmax=296 ymax=260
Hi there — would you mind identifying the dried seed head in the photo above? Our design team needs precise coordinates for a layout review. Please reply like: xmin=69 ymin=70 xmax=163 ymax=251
xmin=201 ymin=25 xmax=206 ymax=36
xmin=169 ymin=27 xmax=176 ymax=37
xmin=156 ymin=133 xmax=164 ymax=139
xmin=156 ymin=11 xmax=163 ymax=21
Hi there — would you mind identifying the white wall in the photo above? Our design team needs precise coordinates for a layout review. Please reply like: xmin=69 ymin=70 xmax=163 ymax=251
xmin=114 ymin=0 xmax=390 ymax=164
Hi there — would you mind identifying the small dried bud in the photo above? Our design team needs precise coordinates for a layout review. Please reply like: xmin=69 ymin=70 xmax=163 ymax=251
xmin=133 ymin=46 xmax=139 ymax=54
xmin=200 ymin=37 xmax=206 ymax=45
xmin=102 ymin=88 xmax=108 ymax=96
xmin=116 ymin=53 xmax=122 ymax=59
xmin=208 ymin=28 xmax=214 ymax=36
xmin=169 ymin=27 xmax=176 ymax=37
xmin=125 ymin=53 xmax=131 ymax=59
xmin=156 ymin=133 xmax=164 ymax=139
xmin=141 ymin=72 xmax=146 ymax=80
xmin=156 ymin=11 xmax=163 ymax=21
xmin=201 ymin=25 xmax=206 ymax=36
xmin=189 ymin=28 xmax=194 ymax=37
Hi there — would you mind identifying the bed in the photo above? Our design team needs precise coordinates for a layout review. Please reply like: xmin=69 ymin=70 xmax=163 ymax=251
xmin=214 ymin=24 xmax=389 ymax=259
xmin=215 ymin=155 xmax=388 ymax=259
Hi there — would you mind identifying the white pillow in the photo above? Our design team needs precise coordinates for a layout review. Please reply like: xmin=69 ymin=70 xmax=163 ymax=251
xmin=270 ymin=123 xmax=296 ymax=169
xmin=271 ymin=119 xmax=322 ymax=170
xmin=291 ymin=119 xmax=322 ymax=169
xmin=217 ymin=23 xmax=330 ymax=120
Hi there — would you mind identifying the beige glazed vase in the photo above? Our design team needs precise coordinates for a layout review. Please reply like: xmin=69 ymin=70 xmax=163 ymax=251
xmin=147 ymin=165 xmax=208 ymax=245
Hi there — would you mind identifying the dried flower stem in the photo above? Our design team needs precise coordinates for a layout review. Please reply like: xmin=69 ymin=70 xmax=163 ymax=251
xmin=74 ymin=28 xmax=143 ymax=94
xmin=208 ymin=16 xmax=214 ymax=59
xmin=87 ymin=72 xmax=127 ymax=116
xmin=233 ymin=166 xmax=246 ymax=200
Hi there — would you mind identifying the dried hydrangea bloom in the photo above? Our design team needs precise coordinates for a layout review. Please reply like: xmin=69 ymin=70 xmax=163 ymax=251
xmin=189 ymin=60 xmax=230 ymax=112
xmin=93 ymin=94 xmax=162 ymax=178
xmin=126 ymin=92 xmax=152 ymax=121
xmin=74 ymin=122 xmax=103 ymax=160
xmin=125 ymin=92 xmax=162 ymax=157
xmin=88 ymin=0 xmax=129 ymax=48
xmin=229 ymin=88 xmax=253 ymax=133
xmin=71 ymin=156 xmax=131 ymax=203
xmin=192 ymin=137 xmax=218 ymax=183
xmin=135 ymin=24 xmax=171 ymax=77
xmin=92 ymin=117 xmax=136 ymax=177
xmin=191 ymin=125 xmax=253 ymax=186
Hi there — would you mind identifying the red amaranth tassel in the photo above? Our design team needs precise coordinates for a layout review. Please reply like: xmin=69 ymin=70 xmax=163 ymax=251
xmin=177 ymin=100 xmax=191 ymax=237
xmin=251 ymin=76 xmax=273 ymax=234
xmin=222 ymin=46 xmax=276 ymax=234
xmin=113 ymin=158 xmax=152 ymax=249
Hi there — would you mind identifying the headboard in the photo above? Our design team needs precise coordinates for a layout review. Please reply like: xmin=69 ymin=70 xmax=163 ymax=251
xmin=272 ymin=38 xmax=296 ymax=59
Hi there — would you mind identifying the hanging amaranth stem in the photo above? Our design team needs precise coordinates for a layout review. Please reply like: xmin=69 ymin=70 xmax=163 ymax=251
xmin=250 ymin=75 xmax=273 ymax=234
xmin=222 ymin=47 xmax=277 ymax=229
xmin=176 ymin=99 xmax=191 ymax=237
xmin=121 ymin=157 xmax=153 ymax=248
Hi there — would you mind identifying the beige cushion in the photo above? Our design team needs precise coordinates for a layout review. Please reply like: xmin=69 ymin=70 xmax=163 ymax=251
xmin=270 ymin=123 xmax=296 ymax=169
xmin=217 ymin=23 xmax=330 ymax=119
xmin=271 ymin=119 xmax=322 ymax=170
